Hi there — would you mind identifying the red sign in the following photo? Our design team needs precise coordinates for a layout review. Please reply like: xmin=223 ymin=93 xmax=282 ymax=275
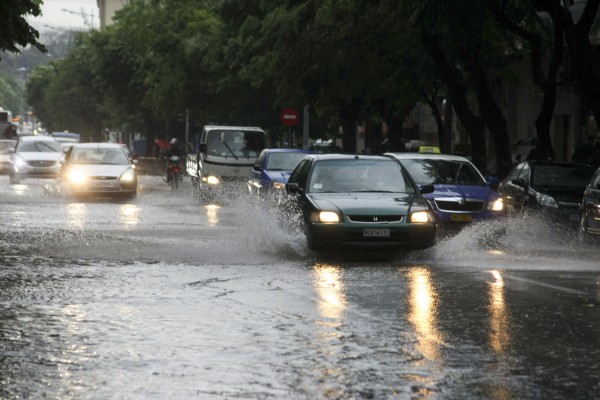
xmin=280 ymin=108 xmax=300 ymax=126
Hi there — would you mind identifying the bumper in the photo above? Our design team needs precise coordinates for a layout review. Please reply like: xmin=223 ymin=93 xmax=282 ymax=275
xmin=307 ymin=223 xmax=436 ymax=250
xmin=11 ymin=164 xmax=61 ymax=178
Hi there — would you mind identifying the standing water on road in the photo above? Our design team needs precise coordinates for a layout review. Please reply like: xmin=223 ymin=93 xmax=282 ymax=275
xmin=1 ymin=176 xmax=600 ymax=399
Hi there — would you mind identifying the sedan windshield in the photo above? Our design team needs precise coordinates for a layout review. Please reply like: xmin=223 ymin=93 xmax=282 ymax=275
xmin=17 ymin=140 xmax=62 ymax=153
xmin=531 ymin=164 xmax=595 ymax=188
xmin=72 ymin=148 xmax=129 ymax=165
xmin=401 ymin=159 xmax=486 ymax=186
xmin=309 ymin=159 xmax=413 ymax=194
xmin=266 ymin=152 xmax=307 ymax=171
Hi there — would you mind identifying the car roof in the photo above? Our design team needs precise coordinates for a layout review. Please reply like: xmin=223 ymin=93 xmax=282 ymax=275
xmin=18 ymin=135 xmax=58 ymax=142
xmin=263 ymin=148 xmax=313 ymax=154
xmin=72 ymin=143 xmax=125 ymax=149
xmin=306 ymin=153 xmax=397 ymax=162
xmin=385 ymin=152 xmax=471 ymax=162
xmin=204 ymin=125 xmax=264 ymax=132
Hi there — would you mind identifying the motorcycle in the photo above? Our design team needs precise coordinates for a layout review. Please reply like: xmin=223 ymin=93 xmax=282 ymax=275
xmin=166 ymin=155 xmax=183 ymax=189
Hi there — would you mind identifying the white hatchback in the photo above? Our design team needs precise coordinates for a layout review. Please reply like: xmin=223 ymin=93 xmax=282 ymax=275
xmin=9 ymin=135 xmax=63 ymax=184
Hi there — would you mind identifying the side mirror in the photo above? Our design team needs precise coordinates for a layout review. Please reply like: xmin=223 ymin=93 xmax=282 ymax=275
xmin=286 ymin=182 xmax=303 ymax=194
xmin=420 ymin=184 xmax=435 ymax=195
xmin=487 ymin=176 xmax=500 ymax=191
xmin=511 ymin=178 xmax=526 ymax=187
xmin=252 ymin=165 xmax=262 ymax=172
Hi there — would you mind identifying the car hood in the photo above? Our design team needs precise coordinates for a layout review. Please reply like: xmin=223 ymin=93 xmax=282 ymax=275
xmin=309 ymin=192 xmax=428 ymax=213
xmin=423 ymin=184 xmax=498 ymax=201
xmin=532 ymin=186 xmax=585 ymax=203
xmin=69 ymin=164 xmax=133 ymax=177
xmin=15 ymin=152 xmax=63 ymax=161
xmin=265 ymin=170 xmax=292 ymax=183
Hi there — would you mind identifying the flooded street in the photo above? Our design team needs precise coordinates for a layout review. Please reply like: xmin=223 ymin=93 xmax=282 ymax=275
xmin=1 ymin=175 xmax=600 ymax=399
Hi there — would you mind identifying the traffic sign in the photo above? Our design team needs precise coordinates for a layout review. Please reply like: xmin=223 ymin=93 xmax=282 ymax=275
xmin=280 ymin=108 xmax=300 ymax=126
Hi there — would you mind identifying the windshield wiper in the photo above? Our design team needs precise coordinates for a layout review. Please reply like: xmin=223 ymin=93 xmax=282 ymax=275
xmin=221 ymin=140 xmax=238 ymax=160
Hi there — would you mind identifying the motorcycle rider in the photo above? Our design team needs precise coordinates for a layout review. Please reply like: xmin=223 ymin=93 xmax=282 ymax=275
xmin=165 ymin=138 xmax=186 ymax=182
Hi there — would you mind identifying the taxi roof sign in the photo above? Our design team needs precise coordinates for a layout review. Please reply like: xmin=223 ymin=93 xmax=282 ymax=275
xmin=418 ymin=146 xmax=441 ymax=154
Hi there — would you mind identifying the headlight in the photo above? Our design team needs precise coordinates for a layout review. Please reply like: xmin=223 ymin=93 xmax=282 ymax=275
xmin=272 ymin=182 xmax=285 ymax=190
xmin=536 ymin=193 xmax=558 ymax=208
xmin=12 ymin=156 xmax=26 ymax=168
xmin=68 ymin=169 xmax=87 ymax=184
xmin=203 ymin=175 xmax=220 ymax=185
xmin=410 ymin=211 xmax=432 ymax=223
xmin=120 ymin=170 xmax=135 ymax=182
xmin=310 ymin=211 xmax=340 ymax=223
xmin=487 ymin=198 xmax=504 ymax=211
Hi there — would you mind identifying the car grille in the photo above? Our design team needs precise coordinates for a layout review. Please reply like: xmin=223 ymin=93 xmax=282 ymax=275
xmin=28 ymin=160 xmax=57 ymax=167
xmin=347 ymin=215 xmax=403 ymax=223
xmin=434 ymin=199 xmax=484 ymax=212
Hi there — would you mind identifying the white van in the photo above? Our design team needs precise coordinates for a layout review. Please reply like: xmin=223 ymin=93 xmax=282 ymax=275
xmin=186 ymin=125 xmax=266 ymax=198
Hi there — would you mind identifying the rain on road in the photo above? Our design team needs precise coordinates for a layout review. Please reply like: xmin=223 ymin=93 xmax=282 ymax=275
xmin=1 ymin=175 xmax=600 ymax=399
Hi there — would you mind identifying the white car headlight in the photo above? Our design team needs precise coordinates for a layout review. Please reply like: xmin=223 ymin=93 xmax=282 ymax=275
xmin=120 ymin=170 xmax=135 ymax=182
xmin=68 ymin=169 xmax=87 ymax=184
xmin=310 ymin=211 xmax=340 ymax=223
xmin=272 ymin=182 xmax=286 ymax=190
xmin=410 ymin=211 xmax=432 ymax=223
xmin=487 ymin=198 xmax=504 ymax=211
xmin=13 ymin=156 xmax=26 ymax=168
xmin=203 ymin=175 xmax=220 ymax=185
xmin=536 ymin=193 xmax=558 ymax=208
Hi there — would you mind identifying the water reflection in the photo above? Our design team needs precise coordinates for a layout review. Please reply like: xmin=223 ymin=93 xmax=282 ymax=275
xmin=407 ymin=267 xmax=443 ymax=361
xmin=67 ymin=203 xmax=87 ymax=230
xmin=118 ymin=204 xmax=140 ymax=229
xmin=488 ymin=270 xmax=511 ymax=353
xmin=205 ymin=204 xmax=220 ymax=227
xmin=313 ymin=264 xmax=347 ymax=321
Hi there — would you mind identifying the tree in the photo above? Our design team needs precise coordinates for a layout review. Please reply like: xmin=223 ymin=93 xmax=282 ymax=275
xmin=0 ymin=0 xmax=45 ymax=56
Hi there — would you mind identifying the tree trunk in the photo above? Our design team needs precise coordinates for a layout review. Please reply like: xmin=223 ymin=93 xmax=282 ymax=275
xmin=339 ymin=99 xmax=360 ymax=153
xmin=420 ymin=30 xmax=487 ymax=171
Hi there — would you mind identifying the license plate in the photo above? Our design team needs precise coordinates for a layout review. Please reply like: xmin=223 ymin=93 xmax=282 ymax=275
xmin=363 ymin=228 xmax=390 ymax=237
xmin=93 ymin=181 xmax=114 ymax=188
xmin=450 ymin=213 xmax=472 ymax=222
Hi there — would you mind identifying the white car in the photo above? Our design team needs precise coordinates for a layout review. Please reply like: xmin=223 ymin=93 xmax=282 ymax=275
xmin=0 ymin=139 xmax=17 ymax=174
xmin=59 ymin=142 xmax=138 ymax=200
xmin=9 ymin=135 xmax=63 ymax=184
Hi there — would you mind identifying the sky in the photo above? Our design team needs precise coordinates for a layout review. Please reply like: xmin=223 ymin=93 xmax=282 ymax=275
xmin=28 ymin=0 xmax=100 ymax=32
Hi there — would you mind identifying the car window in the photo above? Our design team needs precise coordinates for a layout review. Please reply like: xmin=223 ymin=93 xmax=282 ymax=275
xmin=516 ymin=163 xmax=530 ymax=184
xmin=72 ymin=148 xmax=129 ymax=165
xmin=309 ymin=159 xmax=412 ymax=193
xmin=292 ymin=158 xmax=313 ymax=187
xmin=17 ymin=140 xmax=61 ymax=153
xmin=401 ymin=158 xmax=486 ymax=185
xmin=266 ymin=152 xmax=308 ymax=171
xmin=531 ymin=164 xmax=595 ymax=188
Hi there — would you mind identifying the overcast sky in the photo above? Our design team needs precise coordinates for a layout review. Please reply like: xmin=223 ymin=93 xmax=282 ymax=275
xmin=29 ymin=0 xmax=99 ymax=32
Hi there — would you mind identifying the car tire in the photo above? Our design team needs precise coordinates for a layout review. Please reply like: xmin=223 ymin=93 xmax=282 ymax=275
xmin=9 ymin=172 xmax=19 ymax=185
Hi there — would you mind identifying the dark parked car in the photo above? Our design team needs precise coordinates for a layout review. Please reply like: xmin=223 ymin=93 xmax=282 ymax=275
xmin=579 ymin=166 xmax=600 ymax=236
xmin=282 ymin=154 xmax=436 ymax=251
xmin=498 ymin=160 xmax=595 ymax=226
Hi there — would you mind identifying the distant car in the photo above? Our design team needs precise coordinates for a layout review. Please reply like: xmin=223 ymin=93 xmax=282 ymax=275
xmin=579 ymin=166 xmax=600 ymax=236
xmin=248 ymin=148 xmax=313 ymax=198
xmin=0 ymin=139 xmax=16 ymax=174
xmin=9 ymin=135 xmax=63 ymax=184
xmin=498 ymin=160 xmax=595 ymax=226
xmin=59 ymin=142 xmax=138 ymax=200
xmin=386 ymin=152 xmax=505 ymax=234
xmin=282 ymin=154 xmax=436 ymax=251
